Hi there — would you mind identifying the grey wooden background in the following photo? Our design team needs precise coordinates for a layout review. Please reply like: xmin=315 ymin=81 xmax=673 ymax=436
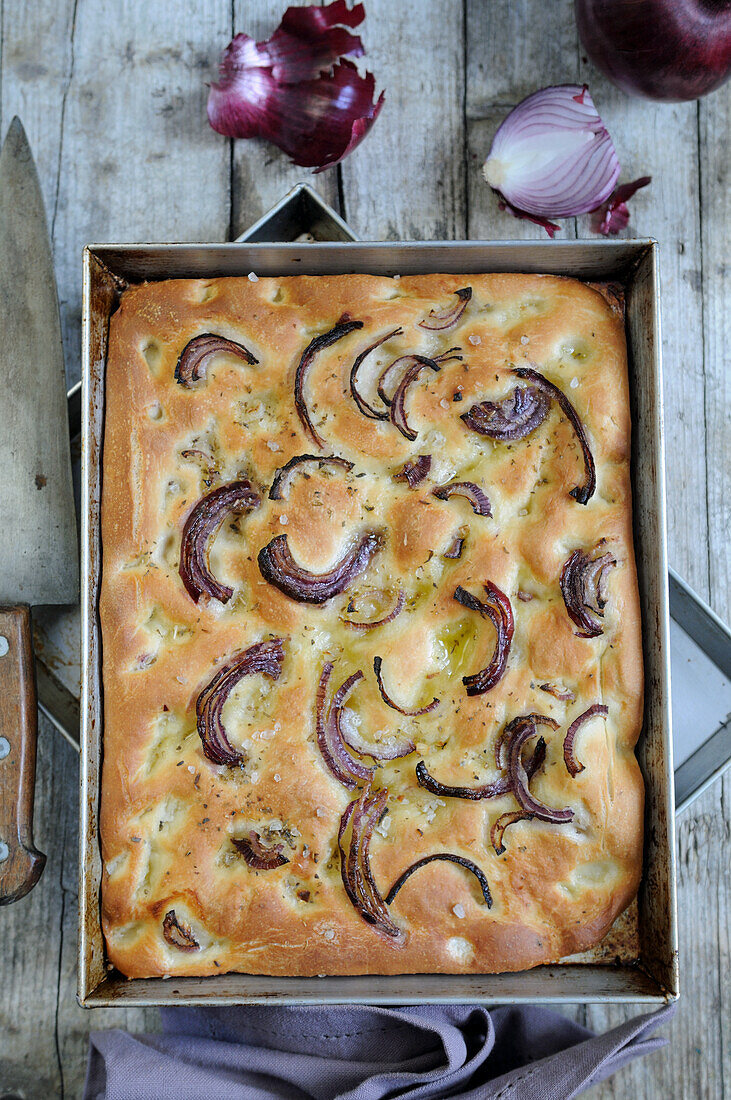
xmin=0 ymin=1 xmax=729 ymax=1096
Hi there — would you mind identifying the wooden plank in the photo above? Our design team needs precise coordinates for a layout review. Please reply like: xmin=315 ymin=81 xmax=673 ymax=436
xmin=465 ymin=1 xmax=579 ymax=241
xmin=700 ymin=87 xmax=730 ymax=623
xmin=338 ymin=0 xmax=465 ymax=240
xmin=229 ymin=0 xmax=339 ymax=236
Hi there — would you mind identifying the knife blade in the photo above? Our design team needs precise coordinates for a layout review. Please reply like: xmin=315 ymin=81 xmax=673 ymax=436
xmin=0 ymin=118 xmax=78 ymax=904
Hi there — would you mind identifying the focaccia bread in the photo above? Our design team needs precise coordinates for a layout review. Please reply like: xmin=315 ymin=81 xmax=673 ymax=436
xmin=99 ymin=271 xmax=643 ymax=978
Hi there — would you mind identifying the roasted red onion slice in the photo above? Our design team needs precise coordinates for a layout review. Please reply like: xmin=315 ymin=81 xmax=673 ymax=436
xmin=340 ymin=718 xmax=415 ymax=762
xmin=389 ymin=356 xmax=441 ymax=441
xmin=316 ymin=664 xmax=375 ymax=788
xmin=513 ymin=366 xmax=596 ymax=504
xmin=432 ymin=481 xmax=492 ymax=517
xmin=418 ymin=287 xmax=472 ymax=332
xmin=350 ymin=327 xmax=403 ymax=420
xmin=491 ymin=811 xmax=533 ymax=856
xmin=564 ymin=703 xmax=609 ymax=777
xmin=394 ymin=455 xmax=431 ymax=489
xmin=196 ymin=639 xmax=284 ymax=766
xmin=378 ymin=348 xmax=462 ymax=409
xmin=560 ymin=547 xmax=617 ymax=638
xmin=207 ymin=5 xmax=385 ymax=172
xmin=460 ymin=385 xmax=550 ymax=442
xmin=373 ymin=656 xmax=439 ymax=716
xmin=162 ymin=910 xmax=199 ymax=951
xmin=232 ymin=830 xmax=289 ymax=869
xmin=494 ymin=713 xmax=558 ymax=771
xmin=295 ymin=319 xmax=363 ymax=447
xmin=540 ymin=683 xmax=576 ymax=702
xmin=179 ymin=480 xmax=260 ymax=604
xmin=258 ymin=530 xmax=383 ymax=604
xmin=385 ymin=853 xmax=492 ymax=908
xmin=339 ymin=785 xmax=403 ymax=939
xmin=174 ymin=333 xmax=258 ymax=388
xmin=341 ymin=587 xmax=406 ymax=631
xmin=416 ymin=736 xmax=546 ymax=801
xmin=443 ymin=528 xmax=468 ymax=559
xmin=508 ymin=717 xmax=574 ymax=823
xmin=454 ymin=582 xmax=514 ymax=696
xmin=269 ymin=453 xmax=354 ymax=500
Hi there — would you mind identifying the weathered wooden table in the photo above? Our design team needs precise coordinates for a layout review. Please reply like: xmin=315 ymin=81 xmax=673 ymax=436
xmin=0 ymin=1 xmax=728 ymax=1096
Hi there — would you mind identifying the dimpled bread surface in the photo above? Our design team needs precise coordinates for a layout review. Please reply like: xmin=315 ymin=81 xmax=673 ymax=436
xmin=99 ymin=272 xmax=643 ymax=978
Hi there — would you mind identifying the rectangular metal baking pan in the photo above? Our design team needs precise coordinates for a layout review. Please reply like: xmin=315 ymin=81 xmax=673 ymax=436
xmin=78 ymin=235 xmax=677 ymax=1006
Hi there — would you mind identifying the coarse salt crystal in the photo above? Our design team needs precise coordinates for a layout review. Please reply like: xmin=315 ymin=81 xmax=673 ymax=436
xmin=468 ymin=334 xmax=481 ymax=346
xmin=570 ymin=377 xmax=579 ymax=389
xmin=273 ymin=773 xmax=281 ymax=782
xmin=269 ymin=819 xmax=283 ymax=831
xmin=518 ymin=508 xmax=528 ymax=516
xmin=187 ymin=765 xmax=195 ymax=774
xmin=323 ymin=928 xmax=335 ymax=941
xmin=176 ymin=675 xmax=187 ymax=684
xmin=316 ymin=806 xmax=327 ymax=818
xmin=266 ymin=440 xmax=281 ymax=452
xmin=250 ymin=771 xmax=259 ymax=784
xmin=248 ymin=271 xmax=258 ymax=282
xmin=393 ymin=273 xmax=401 ymax=280
xmin=452 ymin=903 xmax=466 ymax=919
xmin=440 ymin=398 xmax=450 ymax=409
xmin=520 ymin=335 xmax=529 ymax=345
xmin=279 ymin=514 xmax=288 ymax=525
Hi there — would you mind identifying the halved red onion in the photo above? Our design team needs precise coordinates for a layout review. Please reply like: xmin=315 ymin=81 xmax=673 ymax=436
xmin=507 ymin=717 xmax=574 ymax=823
xmin=394 ymin=454 xmax=431 ymax=489
xmin=483 ymin=85 xmax=620 ymax=235
xmin=258 ymin=529 xmax=383 ymax=604
xmin=560 ymin=546 xmax=617 ymax=638
xmin=207 ymin=6 xmax=385 ymax=172
xmin=162 ymin=910 xmax=199 ymax=951
xmin=389 ymin=357 xmax=441 ymax=441
xmin=454 ymin=582 xmax=514 ymax=696
xmin=295 ymin=319 xmax=363 ymax=447
xmin=339 ymin=785 xmax=403 ymax=939
xmin=232 ymin=830 xmax=289 ymax=869
xmin=460 ymin=385 xmax=550 ymax=442
xmin=564 ymin=703 xmax=609 ymax=777
xmin=196 ymin=639 xmax=284 ymax=766
xmin=340 ymin=717 xmax=415 ymax=762
xmin=269 ymin=453 xmax=354 ymax=500
xmin=418 ymin=288 xmax=472 ymax=332
xmin=491 ymin=811 xmax=533 ymax=856
xmin=385 ymin=853 xmax=492 ymax=908
xmin=432 ymin=481 xmax=492 ymax=517
xmin=513 ymin=366 xmax=596 ymax=504
xmin=593 ymin=176 xmax=652 ymax=236
xmin=373 ymin=656 xmax=439 ymax=716
xmin=179 ymin=480 xmax=260 ymax=604
xmin=174 ymin=333 xmax=258 ymax=388
xmin=416 ymin=736 xmax=546 ymax=801
xmin=539 ymin=683 xmax=576 ymax=702
xmin=350 ymin=327 xmax=403 ymax=420
xmin=341 ymin=587 xmax=406 ymax=631
xmin=316 ymin=664 xmax=374 ymax=788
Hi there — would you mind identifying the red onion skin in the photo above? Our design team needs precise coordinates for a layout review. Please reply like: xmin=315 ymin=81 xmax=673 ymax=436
xmin=454 ymin=582 xmax=515 ymax=696
xmin=295 ymin=320 xmax=363 ymax=448
xmin=316 ymin=664 xmax=375 ymax=788
xmin=162 ymin=910 xmax=199 ymax=951
xmin=269 ymin=454 xmax=353 ymax=501
xmin=179 ymin=480 xmax=260 ymax=604
xmin=418 ymin=288 xmax=472 ymax=332
xmin=575 ymin=0 xmax=731 ymax=102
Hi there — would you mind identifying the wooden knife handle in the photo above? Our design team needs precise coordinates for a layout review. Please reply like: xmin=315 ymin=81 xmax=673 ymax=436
xmin=0 ymin=606 xmax=46 ymax=904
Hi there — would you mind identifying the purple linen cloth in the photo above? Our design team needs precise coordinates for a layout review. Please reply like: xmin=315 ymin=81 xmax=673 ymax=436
xmin=85 ymin=1001 xmax=675 ymax=1099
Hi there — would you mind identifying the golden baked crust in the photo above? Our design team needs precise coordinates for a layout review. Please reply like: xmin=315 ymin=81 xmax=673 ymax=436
xmin=99 ymin=272 xmax=643 ymax=978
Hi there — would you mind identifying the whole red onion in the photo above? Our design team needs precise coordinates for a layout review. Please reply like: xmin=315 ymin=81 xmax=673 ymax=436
xmin=575 ymin=0 xmax=731 ymax=101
